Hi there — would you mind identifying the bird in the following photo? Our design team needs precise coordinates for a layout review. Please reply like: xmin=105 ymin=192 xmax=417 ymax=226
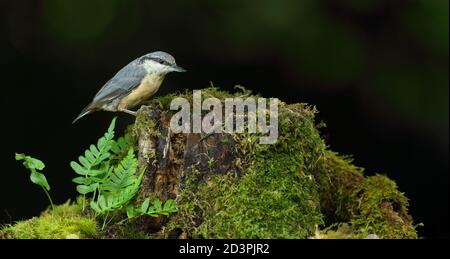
xmin=73 ymin=51 xmax=186 ymax=123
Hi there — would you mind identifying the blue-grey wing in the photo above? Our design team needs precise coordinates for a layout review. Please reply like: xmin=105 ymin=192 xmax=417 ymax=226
xmin=92 ymin=60 xmax=146 ymax=104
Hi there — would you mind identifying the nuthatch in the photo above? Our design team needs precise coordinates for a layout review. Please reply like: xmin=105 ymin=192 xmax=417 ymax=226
xmin=73 ymin=51 xmax=186 ymax=123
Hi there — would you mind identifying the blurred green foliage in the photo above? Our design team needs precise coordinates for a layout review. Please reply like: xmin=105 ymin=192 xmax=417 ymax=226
xmin=27 ymin=0 xmax=449 ymax=133
xmin=43 ymin=0 xmax=120 ymax=46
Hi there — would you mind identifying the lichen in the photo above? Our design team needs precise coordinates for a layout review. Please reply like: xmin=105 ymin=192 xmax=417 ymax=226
xmin=0 ymin=199 xmax=97 ymax=239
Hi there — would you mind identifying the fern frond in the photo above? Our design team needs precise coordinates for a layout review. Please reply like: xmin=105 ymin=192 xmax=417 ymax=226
xmin=91 ymin=171 xmax=144 ymax=215
xmin=69 ymin=117 xmax=161 ymax=222
xmin=111 ymin=137 xmax=131 ymax=155
xmin=101 ymin=148 xmax=137 ymax=193
xmin=70 ymin=117 xmax=117 ymax=194
xmin=126 ymin=198 xmax=178 ymax=219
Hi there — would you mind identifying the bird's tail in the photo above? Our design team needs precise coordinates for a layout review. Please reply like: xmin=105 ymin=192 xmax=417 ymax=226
xmin=72 ymin=103 xmax=96 ymax=124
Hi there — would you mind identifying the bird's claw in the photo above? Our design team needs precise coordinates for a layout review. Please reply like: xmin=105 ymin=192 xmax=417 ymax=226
xmin=121 ymin=109 xmax=137 ymax=116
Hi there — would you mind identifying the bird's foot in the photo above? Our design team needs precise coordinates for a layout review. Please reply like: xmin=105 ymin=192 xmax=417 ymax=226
xmin=121 ymin=109 xmax=137 ymax=116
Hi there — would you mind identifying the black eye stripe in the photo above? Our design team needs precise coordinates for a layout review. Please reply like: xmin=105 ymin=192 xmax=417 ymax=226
xmin=140 ymin=56 xmax=171 ymax=66
xmin=154 ymin=58 xmax=169 ymax=65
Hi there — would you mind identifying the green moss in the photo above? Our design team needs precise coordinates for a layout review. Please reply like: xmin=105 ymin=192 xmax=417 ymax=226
xmin=0 ymin=199 xmax=97 ymax=239
xmin=312 ymin=223 xmax=362 ymax=239
xmin=314 ymin=151 xmax=418 ymax=238
xmin=349 ymin=175 xmax=418 ymax=239
xmin=165 ymin=91 xmax=325 ymax=238
xmin=133 ymin=107 xmax=160 ymax=139
xmin=158 ymin=87 xmax=417 ymax=239
xmin=131 ymin=106 xmax=161 ymax=161
xmin=315 ymin=150 xmax=364 ymax=224
xmin=4 ymin=87 xmax=418 ymax=239
xmin=101 ymin=217 xmax=155 ymax=239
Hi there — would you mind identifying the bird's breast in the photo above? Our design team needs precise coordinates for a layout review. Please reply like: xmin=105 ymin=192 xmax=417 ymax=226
xmin=118 ymin=73 xmax=164 ymax=110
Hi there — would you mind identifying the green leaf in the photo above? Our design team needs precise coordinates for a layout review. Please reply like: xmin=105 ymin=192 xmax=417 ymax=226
xmin=90 ymin=200 xmax=101 ymax=213
xmin=86 ymin=169 xmax=106 ymax=177
xmin=163 ymin=199 xmax=178 ymax=213
xmin=85 ymin=150 xmax=95 ymax=164
xmin=76 ymin=183 xmax=98 ymax=194
xmin=98 ymin=195 xmax=107 ymax=210
xmin=148 ymin=211 xmax=159 ymax=217
xmin=16 ymin=153 xmax=45 ymax=170
xmin=111 ymin=137 xmax=130 ymax=154
xmin=107 ymin=117 xmax=117 ymax=136
xmin=71 ymin=117 xmax=119 ymax=196
xmin=98 ymin=137 xmax=107 ymax=149
xmin=126 ymin=204 xmax=137 ymax=218
xmin=101 ymin=148 xmax=137 ymax=192
xmin=30 ymin=171 xmax=50 ymax=191
xmin=98 ymin=153 xmax=111 ymax=162
xmin=15 ymin=153 xmax=26 ymax=161
xmin=141 ymin=198 xmax=150 ymax=213
xmin=70 ymin=161 xmax=87 ymax=175
xmin=153 ymin=199 xmax=162 ymax=211
xmin=70 ymin=118 xmax=150 ymax=220
xmin=72 ymin=177 xmax=87 ymax=184
xmin=79 ymin=156 xmax=90 ymax=169
xmin=90 ymin=144 xmax=100 ymax=156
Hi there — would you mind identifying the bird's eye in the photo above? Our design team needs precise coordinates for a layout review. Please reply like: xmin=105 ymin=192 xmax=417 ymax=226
xmin=150 ymin=58 xmax=169 ymax=66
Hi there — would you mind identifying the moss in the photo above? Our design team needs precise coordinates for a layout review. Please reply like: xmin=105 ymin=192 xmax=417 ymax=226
xmin=3 ymin=86 xmax=419 ymax=239
xmin=101 ymin=216 xmax=155 ymax=239
xmin=312 ymin=223 xmax=362 ymax=239
xmin=133 ymin=107 xmax=161 ymax=140
xmin=158 ymin=87 xmax=417 ymax=239
xmin=315 ymin=150 xmax=365 ymax=224
xmin=314 ymin=151 xmax=418 ymax=238
xmin=131 ymin=106 xmax=161 ymax=162
xmin=191 ymin=171 xmax=321 ymax=238
xmin=349 ymin=175 xmax=418 ymax=239
xmin=0 ymin=199 xmax=97 ymax=239
xmin=164 ymin=90 xmax=325 ymax=238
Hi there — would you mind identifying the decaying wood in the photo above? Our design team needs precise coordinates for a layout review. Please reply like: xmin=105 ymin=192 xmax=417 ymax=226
xmin=135 ymin=105 xmax=238 ymax=203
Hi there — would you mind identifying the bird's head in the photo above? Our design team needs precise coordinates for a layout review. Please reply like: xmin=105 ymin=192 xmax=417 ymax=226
xmin=139 ymin=51 xmax=186 ymax=75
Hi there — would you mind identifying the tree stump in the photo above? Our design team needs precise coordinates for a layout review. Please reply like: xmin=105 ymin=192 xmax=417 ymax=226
xmin=127 ymin=88 xmax=418 ymax=239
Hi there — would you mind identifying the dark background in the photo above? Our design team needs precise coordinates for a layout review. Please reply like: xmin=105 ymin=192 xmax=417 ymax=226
xmin=0 ymin=0 xmax=448 ymax=238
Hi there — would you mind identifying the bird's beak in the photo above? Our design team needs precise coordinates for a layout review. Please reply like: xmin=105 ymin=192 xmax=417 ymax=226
xmin=172 ymin=65 xmax=187 ymax=72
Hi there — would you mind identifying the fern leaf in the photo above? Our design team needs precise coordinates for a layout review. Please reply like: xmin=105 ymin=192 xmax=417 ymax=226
xmin=79 ymin=156 xmax=90 ymax=169
xmin=90 ymin=144 xmax=100 ymax=156
xmin=98 ymin=195 xmax=107 ymax=210
xmin=76 ymin=183 xmax=98 ymax=194
xmin=111 ymin=137 xmax=129 ymax=154
xmin=163 ymin=199 xmax=178 ymax=213
xmin=71 ymin=117 xmax=117 ymax=195
xmin=90 ymin=160 xmax=144 ymax=215
xmin=70 ymin=161 xmax=88 ymax=175
xmin=90 ymin=200 xmax=101 ymax=213
xmin=84 ymin=150 xmax=96 ymax=164
xmin=102 ymin=148 xmax=137 ymax=192
xmin=91 ymin=184 xmax=141 ymax=214
xmin=141 ymin=198 xmax=150 ymax=213
xmin=153 ymin=199 xmax=162 ymax=211
xmin=72 ymin=176 xmax=87 ymax=184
